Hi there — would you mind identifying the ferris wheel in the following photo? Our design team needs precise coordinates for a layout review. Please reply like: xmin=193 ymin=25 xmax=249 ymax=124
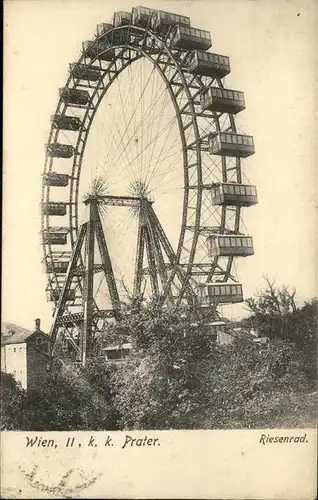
xmin=41 ymin=6 xmax=258 ymax=362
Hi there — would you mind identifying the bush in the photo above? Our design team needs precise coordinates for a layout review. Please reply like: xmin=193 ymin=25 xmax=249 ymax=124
xmin=20 ymin=363 xmax=117 ymax=431
xmin=104 ymin=301 xmax=216 ymax=429
xmin=197 ymin=338 xmax=316 ymax=429
xmin=1 ymin=372 xmax=26 ymax=430
xmin=2 ymin=290 xmax=316 ymax=430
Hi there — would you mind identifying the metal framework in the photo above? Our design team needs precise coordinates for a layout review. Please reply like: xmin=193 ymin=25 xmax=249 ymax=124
xmin=42 ymin=6 xmax=257 ymax=363
xmin=49 ymin=197 xmax=120 ymax=364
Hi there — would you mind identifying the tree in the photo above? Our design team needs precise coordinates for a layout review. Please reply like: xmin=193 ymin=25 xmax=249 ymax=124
xmin=96 ymin=299 xmax=217 ymax=429
xmin=20 ymin=362 xmax=117 ymax=431
xmin=1 ymin=372 xmax=26 ymax=430
xmin=2 ymin=287 xmax=315 ymax=431
xmin=245 ymin=277 xmax=317 ymax=346
xmin=91 ymin=292 xmax=317 ymax=429
xmin=246 ymin=276 xmax=297 ymax=317
xmin=197 ymin=338 xmax=317 ymax=429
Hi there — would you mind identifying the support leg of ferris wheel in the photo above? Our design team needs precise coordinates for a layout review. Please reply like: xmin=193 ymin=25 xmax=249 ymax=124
xmin=49 ymin=197 xmax=121 ymax=366
xmin=133 ymin=200 xmax=179 ymax=302
xmin=93 ymin=205 xmax=121 ymax=317
xmin=81 ymin=200 xmax=96 ymax=367
xmin=49 ymin=224 xmax=87 ymax=358
xmin=144 ymin=224 xmax=159 ymax=296
xmin=81 ymin=196 xmax=121 ymax=366
xmin=133 ymin=199 xmax=161 ymax=299
xmin=145 ymin=209 xmax=172 ymax=301
xmin=146 ymin=204 xmax=196 ymax=306
xmin=133 ymin=209 xmax=146 ymax=298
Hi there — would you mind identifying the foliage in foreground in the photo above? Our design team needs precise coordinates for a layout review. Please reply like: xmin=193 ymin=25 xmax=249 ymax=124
xmin=1 ymin=288 xmax=317 ymax=431
xmin=0 ymin=363 xmax=118 ymax=431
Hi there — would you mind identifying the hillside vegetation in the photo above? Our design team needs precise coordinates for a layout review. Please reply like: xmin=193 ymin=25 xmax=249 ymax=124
xmin=1 ymin=282 xmax=317 ymax=430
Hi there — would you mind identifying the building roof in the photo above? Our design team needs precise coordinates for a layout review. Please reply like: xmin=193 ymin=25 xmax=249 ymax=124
xmin=102 ymin=343 xmax=132 ymax=351
xmin=1 ymin=322 xmax=50 ymax=346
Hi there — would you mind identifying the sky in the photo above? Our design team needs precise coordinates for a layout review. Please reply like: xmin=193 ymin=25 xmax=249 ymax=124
xmin=3 ymin=0 xmax=317 ymax=332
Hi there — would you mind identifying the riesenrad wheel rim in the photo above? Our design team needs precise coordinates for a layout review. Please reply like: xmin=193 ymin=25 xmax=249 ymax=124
xmin=42 ymin=20 xmax=244 ymax=309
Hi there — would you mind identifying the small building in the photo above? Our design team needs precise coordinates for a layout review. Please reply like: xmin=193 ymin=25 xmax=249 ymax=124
xmin=102 ymin=342 xmax=132 ymax=362
xmin=216 ymin=327 xmax=269 ymax=346
xmin=1 ymin=319 xmax=50 ymax=390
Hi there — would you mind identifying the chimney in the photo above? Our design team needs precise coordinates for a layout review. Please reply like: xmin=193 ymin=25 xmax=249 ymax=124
xmin=35 ymin=318 xmax=41 ymax=331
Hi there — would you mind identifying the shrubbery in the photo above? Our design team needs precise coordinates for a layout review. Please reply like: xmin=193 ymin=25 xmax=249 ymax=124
xmin=1 ymin=285 xmax=317 ymax=431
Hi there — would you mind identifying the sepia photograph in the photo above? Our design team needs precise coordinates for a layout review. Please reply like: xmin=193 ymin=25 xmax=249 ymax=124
xmin=2 ymin=0 xmax=317 ymax=498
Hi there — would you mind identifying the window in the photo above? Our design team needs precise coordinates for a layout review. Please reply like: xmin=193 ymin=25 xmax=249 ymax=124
xmin=215 ymin=287 xmax=220 ymax=295
xmin=240 ymin=185 xmax=245 ymax=195
xmin=216 ymin=89 xmax=223 ymax=98
xmin=236 ymin=237 xmax=242 ymax=247
xmin=228 ymin=184 xmax=235 ymax=194
xmin=232 ymin=135 xmax=238 ymax=144
xmin=230 ymin=238 xmax=237 ymax=247
xmin=224 ymin=237 xmax=230 ymax=247
xmin=242 ymin=238 xmax=247 ymax=247
xmin=237 ymin=135 xmax=243 ymax=144
xmin=13 ymin=348 xmax=16 ymax=353
xmin=36 ymin=337 xmax=43 ymax=345
xmin=219 ymin=237 xmax=225 ymax=247
xmin=223 ymin=184 xmax=229 ymax=194
xmin=228 ymin=90 xmax=234 ymax=99
xmin=226 ymin=285 xmax=231 ymax=295
xmin=226 ymin=134 xmax=232 ymax=144
xmin=247 ymin=238 xmax=253 ymax=247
